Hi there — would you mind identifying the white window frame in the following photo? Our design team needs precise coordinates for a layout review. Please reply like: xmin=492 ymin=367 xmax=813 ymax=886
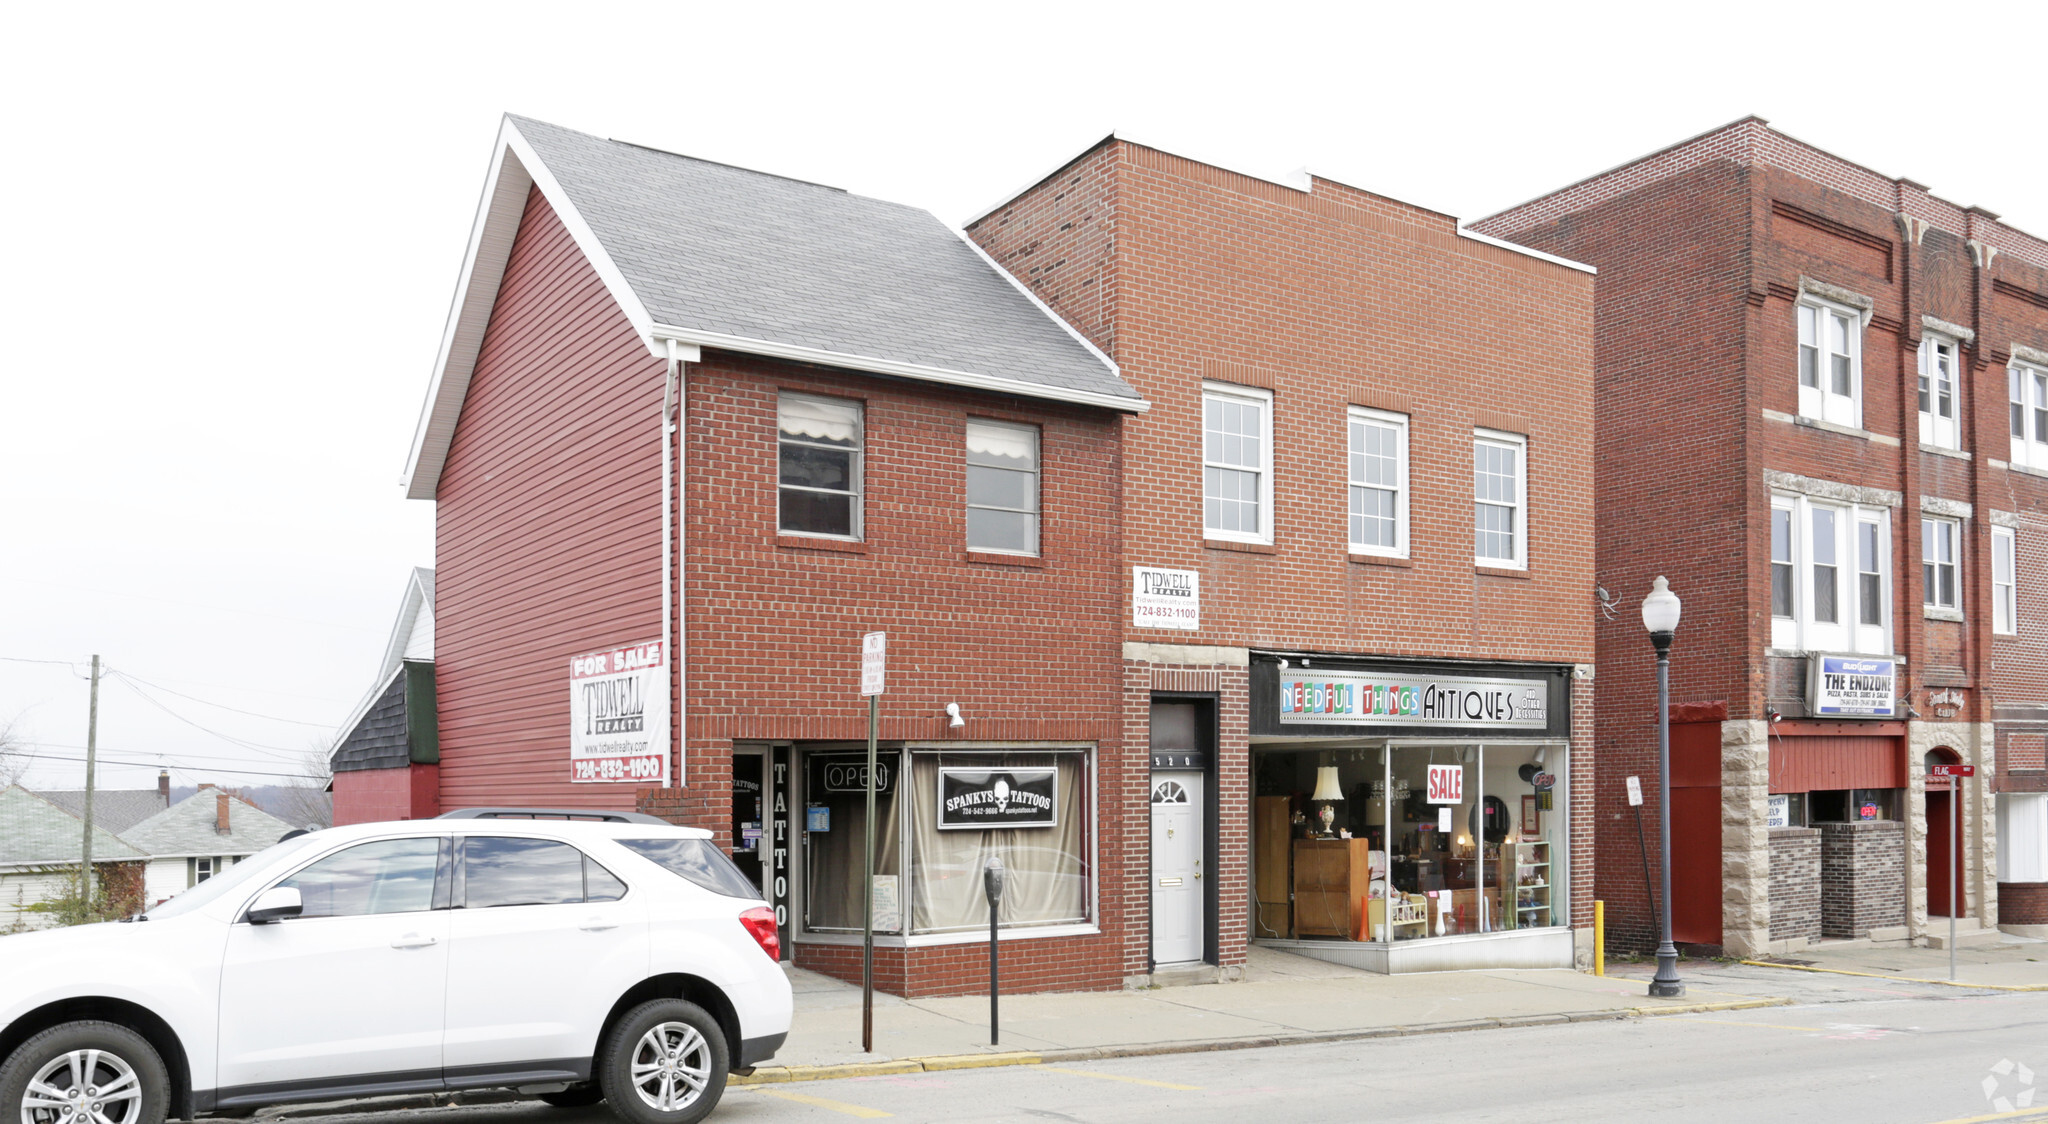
xmin=1473 ymin=428 xmax=1528 ymax=569
xmin=1922 ymin=516 xmax=1961 ymax=612
xmin=1797 ymin=297 xmax=1863 ymax=429
xmin=964 ymin=419 xmax=1041 ymax=556
xmin=776 ymin=391 xmax=864 ymax=541
xmin=1770 ymin=493 xmax=1891 ymax=655
xmin=1202 ymin=382 xmax=1274 ymax=545
xmin=1347 ymin=407 xmax=1409 ymax=558
xmin=1994 ymin=525 xmax=2017 ymax=635
xmin=2012 ymin=362 xmax=2048 ymax=471
xmin=1919 ymin=334 xmax=1960 ymax=450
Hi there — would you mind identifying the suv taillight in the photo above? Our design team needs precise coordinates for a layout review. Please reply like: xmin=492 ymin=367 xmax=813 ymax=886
xmin=739 ymin=906 xmax=779 ymax=961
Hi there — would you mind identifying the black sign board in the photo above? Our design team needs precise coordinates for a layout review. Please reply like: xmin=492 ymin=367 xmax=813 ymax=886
xmin=938 ymin=768 xmax=1057 ymax=830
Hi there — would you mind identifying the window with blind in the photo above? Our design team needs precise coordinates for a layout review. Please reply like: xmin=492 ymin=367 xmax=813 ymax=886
xmin=777 ymin=393 xmax=863 ymax=539
xmin=966 ymin=420 xmax=1040 ymax=555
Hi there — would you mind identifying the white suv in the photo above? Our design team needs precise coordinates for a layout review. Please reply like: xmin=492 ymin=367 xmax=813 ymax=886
xmin=0 ymin=813 xmax=791 ymax=1124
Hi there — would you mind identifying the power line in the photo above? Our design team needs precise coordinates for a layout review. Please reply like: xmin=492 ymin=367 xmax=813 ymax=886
xmin=15 ymin=751 xmax=323 ymax=781
xmin=27 ymin=739 xmax=325 ymax=771
xmin=108 ymin=669 xmax=339 ymax=730
xmin=109 ymin=676 xmax=309 ymax=761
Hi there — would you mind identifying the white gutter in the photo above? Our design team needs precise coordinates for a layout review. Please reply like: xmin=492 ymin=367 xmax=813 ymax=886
xmin=663 ymin=340 xmax=696 ymax=789
xmin=650 ymin=325 xmax=1148 ymax=414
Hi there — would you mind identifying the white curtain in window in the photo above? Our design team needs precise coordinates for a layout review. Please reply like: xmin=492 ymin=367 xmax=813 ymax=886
xmin=779 ymin=395 xmax=861 ymax=443
xmin=1999 ymin=793 xmax=2048 ymax=883
xmin=967 ymin=422 xmax=1036 ymax=463
xmin=908 ymin=753 xmax=1086 ymax=933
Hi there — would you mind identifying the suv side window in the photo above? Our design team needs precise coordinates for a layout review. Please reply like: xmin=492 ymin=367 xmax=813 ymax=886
xmin=282 ymin=837 xmax=442 ymax=918
xmin=461 ymin=836 xmax=625 ymax=907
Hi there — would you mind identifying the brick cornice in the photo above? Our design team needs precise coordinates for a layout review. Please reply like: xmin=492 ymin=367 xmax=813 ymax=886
xmin=689 ymin=716 xmax=1112 ymax=742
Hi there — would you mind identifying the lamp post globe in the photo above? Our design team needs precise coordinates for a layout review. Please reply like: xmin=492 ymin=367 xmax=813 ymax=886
xmin=1643 ymin=575 xmax=1685 ymax=998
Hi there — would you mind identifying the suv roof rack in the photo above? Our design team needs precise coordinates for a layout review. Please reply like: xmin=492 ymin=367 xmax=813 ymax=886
xmin=436 ymin=807 xmax=675 ymax=826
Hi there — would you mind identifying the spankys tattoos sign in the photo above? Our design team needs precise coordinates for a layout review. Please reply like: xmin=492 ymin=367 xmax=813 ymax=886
xmin=937 ymin=768 xmax=1058 ymax=830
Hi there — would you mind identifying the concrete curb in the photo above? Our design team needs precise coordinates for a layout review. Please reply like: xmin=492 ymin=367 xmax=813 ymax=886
xmin=731 ymin=996 xmax=1793 ymax=1085
xmin=1737 ymin=958 xmax=2048 ymax=992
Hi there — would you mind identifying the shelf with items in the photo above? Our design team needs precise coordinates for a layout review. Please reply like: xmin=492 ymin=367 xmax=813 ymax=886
xmin=1497 ymin=839 xmax=1553 ymax=929
xmin=1366 ymin=893 xmax=1429 ymax=941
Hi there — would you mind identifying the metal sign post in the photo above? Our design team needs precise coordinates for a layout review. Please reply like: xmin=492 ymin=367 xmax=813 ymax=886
xmin=1626 ymin=775 xmax=1657 ymax=948
xmin=859 ymin=632 xmax=886 ymax=1054
xmin=984 ymin=857 xmax=1006 ymax=1045
xmin=1931 ymin=763 xmax=1977 ymax=981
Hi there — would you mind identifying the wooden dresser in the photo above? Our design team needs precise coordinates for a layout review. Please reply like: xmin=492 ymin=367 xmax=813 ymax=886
xmin=1254 ymin=797 xmax=1293 ymax=938
xmin=1291 ymin=838 xmax=1375 ymax=938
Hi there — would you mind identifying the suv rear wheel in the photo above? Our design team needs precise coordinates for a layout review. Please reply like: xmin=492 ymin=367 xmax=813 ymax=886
xmin=596 ymin=1000 xmax=727 ymax=1124
xmin=2 ymin=1021 xmax=169 ymax=1124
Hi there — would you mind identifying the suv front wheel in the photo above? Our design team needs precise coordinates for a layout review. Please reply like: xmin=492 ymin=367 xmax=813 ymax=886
xmin=2 ymin=1021 xmax=170 ymax=1124
xmin=596 ymin=1000 xmax=728 ymax=1124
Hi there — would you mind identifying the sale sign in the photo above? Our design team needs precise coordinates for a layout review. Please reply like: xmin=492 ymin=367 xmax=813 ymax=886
xmin=1427 ymin=763 xmax=1464 ymax=805
xmin=569 ymin=639 xmax=670 ymax=785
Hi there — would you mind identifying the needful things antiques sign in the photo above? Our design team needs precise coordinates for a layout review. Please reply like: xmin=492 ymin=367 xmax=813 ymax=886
xmin=1279 ymin=669 xmax=1548 ymax=729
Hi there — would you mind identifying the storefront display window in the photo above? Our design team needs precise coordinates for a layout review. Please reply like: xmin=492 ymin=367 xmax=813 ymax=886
xmin=798 ymin=747 xmax=1093 ymax=943
xmin=1252 ymin=741 xmax=1566 ymax=944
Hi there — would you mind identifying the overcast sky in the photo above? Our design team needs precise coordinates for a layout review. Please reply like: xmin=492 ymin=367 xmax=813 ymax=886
xmin=3 ymin=1 xmax=2043 ymax=792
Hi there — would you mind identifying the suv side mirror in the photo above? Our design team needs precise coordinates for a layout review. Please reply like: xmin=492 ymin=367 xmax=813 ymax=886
xmin=247 ymin=885 xmax=303 ymax=925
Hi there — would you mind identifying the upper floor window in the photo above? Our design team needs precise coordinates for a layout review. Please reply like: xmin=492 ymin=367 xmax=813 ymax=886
xmin=1919 ymin=335 xmax=1960 ymax=450
xmin=1798 ymin=299 xmax=1861 ymax=428
xmin=1994 ymin=525 xmax=2017 ymax=635
xmin=2012 ymin=363 xmax=2048 ymax=471
xmin=1203 ymin=383 xmax=1272 ymax=544
xmin=1771 ymin=493 xmax=1889 ymax=655
xmin=966 ymin=420 xmax=1040 ymax=555
xmin=1922 ymin=517 xmax=1960 ymax=612
xmin=1474 ymin=429 xmax=1526 ymax=568
xmin=1347 ymin=407 xmax=1408 ymax=557
xmin=778 ymin=393 xmax=863 ymax=539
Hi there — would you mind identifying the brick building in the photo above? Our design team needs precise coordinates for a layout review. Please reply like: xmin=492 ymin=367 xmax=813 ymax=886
xmin=968 ymin=138 xmax=1599 ymax=976
xmin=400 ymin=117 xmax=1145 ymax=995
xmin=1472 ymin=117 xmax=2048 ymax=953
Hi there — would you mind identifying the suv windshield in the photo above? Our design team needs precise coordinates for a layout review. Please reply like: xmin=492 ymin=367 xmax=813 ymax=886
xmin=617 ymin=838 xmax=762 ymax=900
xmin=144 ymin=832 xmax=329 ymax=919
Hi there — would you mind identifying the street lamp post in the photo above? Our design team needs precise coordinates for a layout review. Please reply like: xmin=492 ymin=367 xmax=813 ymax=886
xmin=1642 ymin=576 xmax=1686 ymax=999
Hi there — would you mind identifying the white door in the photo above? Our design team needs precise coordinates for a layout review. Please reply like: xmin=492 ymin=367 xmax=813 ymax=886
xmin=1150 ymin=772 xmax=1203 ymax=965
xmin=441 ymin=836 xmax=648 ymax=1073
xmin=217 ymin=837 xmax=449 ymax=1092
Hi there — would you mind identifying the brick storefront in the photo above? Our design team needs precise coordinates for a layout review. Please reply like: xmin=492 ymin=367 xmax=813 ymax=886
xmin=1475 ymin=117 xmax=2048 ymax=952
xmin=1820 ymin=821 xmax=1907 ymax=938
xmin=1769 ymin=828 xmax=1822 ymax=943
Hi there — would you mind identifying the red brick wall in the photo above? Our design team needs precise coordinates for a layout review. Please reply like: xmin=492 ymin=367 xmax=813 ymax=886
xmin=332 ymin=765 xmax=438 ymax=825
xmin=973 ymin=139 xmax=1599 ymax=968
xmin=1999 ymin=881 xmax=2048 ymax=924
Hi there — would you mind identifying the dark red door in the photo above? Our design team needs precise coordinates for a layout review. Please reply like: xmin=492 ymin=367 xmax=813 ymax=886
xmin=1927 ymin=789 xmax=1957 ymax=917
xmin=1670 ymin=721 xmax=1723 ymax=946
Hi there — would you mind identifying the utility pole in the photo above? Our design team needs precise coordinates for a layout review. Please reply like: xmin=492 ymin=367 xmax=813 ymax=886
xmin=80 ymin=654 xmax=101 ymax=908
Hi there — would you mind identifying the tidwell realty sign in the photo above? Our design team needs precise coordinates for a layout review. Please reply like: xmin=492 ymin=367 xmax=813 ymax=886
xmin=937 ymin=768 xmax=1057 ymax=830
xmin=1278 ymin=670 xmax=1548 ymax=729
xmin=1132 ymin=566 xmax=1199 ymax=631
xmin=1807 ymin=655 xmax=1899 ymax=719
xmin=569 ymin=640 xmax=670 ymax=784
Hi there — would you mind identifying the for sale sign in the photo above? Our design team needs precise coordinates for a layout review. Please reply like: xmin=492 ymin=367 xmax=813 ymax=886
xmin=569 ymin=640 xmax=670 ymax=784
xmin=1427 ymin=763 xmax=1464 ymax=805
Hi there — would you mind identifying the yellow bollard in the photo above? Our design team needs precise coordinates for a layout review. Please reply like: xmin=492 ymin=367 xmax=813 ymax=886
xmin=1594 ymin=900 xmax=1605 ymax=976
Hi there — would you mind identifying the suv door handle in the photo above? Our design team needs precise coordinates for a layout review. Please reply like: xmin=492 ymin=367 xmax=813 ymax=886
xmin=390 ymin=933 xmax=438 ymax=949
xmin=579 ymin=918 xmax=618 ymax=932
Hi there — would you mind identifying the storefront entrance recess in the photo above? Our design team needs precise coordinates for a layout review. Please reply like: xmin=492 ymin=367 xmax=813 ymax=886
xmin=1151 ymin=772 xmax=1203 ymax=964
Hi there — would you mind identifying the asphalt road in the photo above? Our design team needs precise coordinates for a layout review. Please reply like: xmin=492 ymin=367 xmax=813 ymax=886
xmin=275 ymin=990 xmax=2048 ymax=1124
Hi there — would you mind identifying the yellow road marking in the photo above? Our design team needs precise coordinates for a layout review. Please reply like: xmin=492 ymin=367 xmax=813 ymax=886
xmin=748 ymin=1086 xmax=894 ymax=1118
xmin=1689 ymin=1018 xmax=1830 ymax=1032
xmin=1739 ymin=959 xmax=2048 ymax=992
xmin=1919 ymin=1107 xmax=2048 ymax=1124
xmin=1037 ymin=1066 xmax=1202 ymax=1091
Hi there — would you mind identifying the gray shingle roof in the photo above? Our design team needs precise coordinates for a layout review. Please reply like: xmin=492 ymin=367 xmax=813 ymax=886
xmin=0 ymin=786 xmax=144 ymax=867
xmin=120 ymin=788 xmax=295 ymax=859
xmin=332 ymin=669 xmax=409 ymax=774
xmin=510 ymin=116 xmax=1137 ymax=406
xmin=38 ymin=788 xmax=168 ymax=835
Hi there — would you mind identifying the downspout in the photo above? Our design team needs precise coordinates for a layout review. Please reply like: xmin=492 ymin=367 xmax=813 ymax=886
xmin=663 ymin=341 xmax=685 ymax=790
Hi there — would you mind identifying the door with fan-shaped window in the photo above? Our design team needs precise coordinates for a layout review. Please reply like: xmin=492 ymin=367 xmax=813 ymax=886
xmin=1151 ymin=772 xmax=1203 ymax=964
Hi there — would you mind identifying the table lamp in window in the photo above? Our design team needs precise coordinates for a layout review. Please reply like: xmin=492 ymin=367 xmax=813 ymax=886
xmin=1312 ymin=766 xmax=1345 ymax=838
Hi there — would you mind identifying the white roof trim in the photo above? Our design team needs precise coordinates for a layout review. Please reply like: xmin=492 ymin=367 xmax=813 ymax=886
xmin=329 ymin=568 xmax=432 ymax=757
xmin=1455 ymin=226 xmax=1598 ymax=275
xmin=402 ymin=117 xmax=661 ymax=501
xmin=954 ymin=228 xmax=1124 ymax=386
xmin=650 ymin=324 xmax=1149 ymax=414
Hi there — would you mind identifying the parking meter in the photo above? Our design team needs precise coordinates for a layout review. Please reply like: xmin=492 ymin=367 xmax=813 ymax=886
xmin=985 ymin=856 xmax=1005 ymax=1043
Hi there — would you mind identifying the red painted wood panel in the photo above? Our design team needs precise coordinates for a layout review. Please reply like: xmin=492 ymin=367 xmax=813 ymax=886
xmin=1671 ymin=785 xmax=1723 ymax=945
xmin=1769 ymin=734 xmax=1905 ymax=792
xmin=434 ymin=185 xmax=665 ymax=812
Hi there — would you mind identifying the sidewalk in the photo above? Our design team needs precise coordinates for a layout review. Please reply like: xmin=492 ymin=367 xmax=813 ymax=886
xmin=738 ymin=946 xmax=1786 ymax=1083
xmin=1737 ymin=931 xmax=2048 ymax=990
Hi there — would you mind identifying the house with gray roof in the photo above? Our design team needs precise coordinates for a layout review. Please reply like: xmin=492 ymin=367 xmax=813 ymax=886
xmin=38 ymin=771 xmax=172 ymax=835
xmin=121 ymin=785 xmax=294 ymax=907
xmin=0 ymin=785 xmax=145 ymax=930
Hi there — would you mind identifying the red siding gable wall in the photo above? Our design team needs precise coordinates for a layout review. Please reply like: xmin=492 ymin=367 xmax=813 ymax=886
xmin=435 ymin=186 xmax=667 ymax=811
